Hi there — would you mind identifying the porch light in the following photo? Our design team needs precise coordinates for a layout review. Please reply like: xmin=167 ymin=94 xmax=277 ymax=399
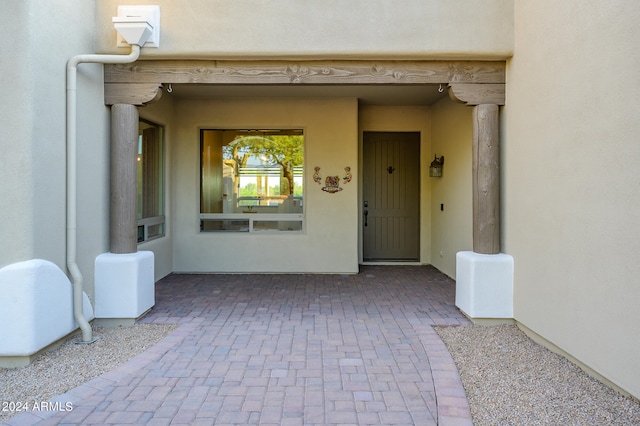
xmin=429 ymin=155 xmax=444 ymax=177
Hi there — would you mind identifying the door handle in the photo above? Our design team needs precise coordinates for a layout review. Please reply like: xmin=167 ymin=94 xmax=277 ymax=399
xmin=364 ymin=210 xmax=368 ymax=227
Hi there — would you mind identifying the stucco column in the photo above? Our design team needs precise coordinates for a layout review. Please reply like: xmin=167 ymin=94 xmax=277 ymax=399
xmin=472 ymin=104 xmax=500 ymax=255
xmin=110 ymin=103 xmax=138 ymax=254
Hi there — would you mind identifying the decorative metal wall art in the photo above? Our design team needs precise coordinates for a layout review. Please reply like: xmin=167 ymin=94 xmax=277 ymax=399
xmin=343 ymin=166 xmax=352 ymax=184
xmin=314 ymin=166 xmax=352 ymax=193
xmin=313 ymin=167 xmax=322 ymax=185
xmin=322 ymin=176 xmax=342 ymax=193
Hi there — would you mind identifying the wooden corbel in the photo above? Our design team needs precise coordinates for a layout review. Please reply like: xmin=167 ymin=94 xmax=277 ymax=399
xmin=104 ymin=82 xmax=163 ymax=106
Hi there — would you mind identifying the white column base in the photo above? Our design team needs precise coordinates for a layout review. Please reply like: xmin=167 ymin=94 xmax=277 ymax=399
xmin=455 ymin=251 xmax=514 ymax=319
xmin=95 ymin=251 xmax=155 ymax=320
xmin=0 ymin=260 xmax=94 ymax=360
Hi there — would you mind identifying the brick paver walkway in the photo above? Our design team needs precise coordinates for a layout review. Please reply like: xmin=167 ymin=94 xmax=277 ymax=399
xmin=6 ymin=265 xmax=472 ymax=425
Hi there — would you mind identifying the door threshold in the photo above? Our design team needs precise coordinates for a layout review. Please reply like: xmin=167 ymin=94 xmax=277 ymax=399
xmin=361 ymin=261 xmax=422 ymax=266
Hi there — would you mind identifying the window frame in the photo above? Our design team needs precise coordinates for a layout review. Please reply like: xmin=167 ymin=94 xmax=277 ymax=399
xmin=199 ymin=128 xmax=305 ymax=234
xmin=137 ymin=118 xmax=166 ymax=243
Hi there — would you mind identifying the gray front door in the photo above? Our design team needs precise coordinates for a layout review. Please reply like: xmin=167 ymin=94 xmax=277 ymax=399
xmin=363 ymin=132 xmax=420 ymax=261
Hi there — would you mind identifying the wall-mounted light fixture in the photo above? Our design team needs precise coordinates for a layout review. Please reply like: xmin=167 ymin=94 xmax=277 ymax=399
xmin=429 ymin=155 xmax=444 ymax=177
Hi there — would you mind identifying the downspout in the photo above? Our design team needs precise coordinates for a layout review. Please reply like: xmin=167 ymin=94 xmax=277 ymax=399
xmin=66 ymin=45 xmax=141 ymax=343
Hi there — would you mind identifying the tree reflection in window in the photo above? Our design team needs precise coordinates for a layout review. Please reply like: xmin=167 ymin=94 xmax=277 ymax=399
xmin=201 ymin=129 xmax=304 ymax=215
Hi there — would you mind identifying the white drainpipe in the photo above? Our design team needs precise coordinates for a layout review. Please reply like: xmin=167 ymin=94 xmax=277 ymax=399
xmin=66 ymin=44 xmax=141 ymax=343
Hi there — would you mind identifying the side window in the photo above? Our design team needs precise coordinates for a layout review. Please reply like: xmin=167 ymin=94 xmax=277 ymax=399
xmin=200 ymin=129 xmax=304 ymax=232
xmin=137 ymin=119 xmax=165 ymax=243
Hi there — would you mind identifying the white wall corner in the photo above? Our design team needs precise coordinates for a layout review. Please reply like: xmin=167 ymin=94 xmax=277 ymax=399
xmin=455 ymin=251 xmax=514 ymax=319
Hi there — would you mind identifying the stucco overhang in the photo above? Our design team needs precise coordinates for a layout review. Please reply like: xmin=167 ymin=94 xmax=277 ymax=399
xmin=96 ymin=0 xmax=514 ymax=60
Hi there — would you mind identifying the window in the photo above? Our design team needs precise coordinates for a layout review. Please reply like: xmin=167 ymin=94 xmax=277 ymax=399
xmin=137 ymin=119 xmax=165 ymax=242
xmin=200 ymin=129 xmax=304 ymax=232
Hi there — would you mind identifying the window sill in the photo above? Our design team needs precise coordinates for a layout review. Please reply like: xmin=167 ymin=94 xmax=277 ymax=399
xmin=200 ymin=213 xmax=304 ymax=233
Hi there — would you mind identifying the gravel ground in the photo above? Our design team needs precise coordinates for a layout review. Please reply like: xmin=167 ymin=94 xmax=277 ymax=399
xmin=3 ymin=323 xmax=639 ymax=425
xmin=435 ymin=324 xmax=640 ymax=426
xmin=0 ymin=324 xmax=178 ymax=423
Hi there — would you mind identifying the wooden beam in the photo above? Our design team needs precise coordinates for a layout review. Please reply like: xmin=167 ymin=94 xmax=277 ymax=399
xmin=110 ymin=104 xmax=139 ymax=254
xmin=472 ymin=104 xmax=501 ymax=254
xmin=448 ymin=83 xmax=505 ymax=106
xmin=104 ymin=60 xmax=505 ymax=85
xmin=104 ymin=83 xmax=163 ymax=106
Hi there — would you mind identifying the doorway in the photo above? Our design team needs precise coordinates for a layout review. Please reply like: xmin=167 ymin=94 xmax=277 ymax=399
xmin=363 ymin=132 xmax=420 ymax=261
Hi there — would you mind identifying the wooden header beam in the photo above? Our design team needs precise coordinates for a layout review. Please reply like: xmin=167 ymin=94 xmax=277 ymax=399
xmin=105 ymin=60 xmax=505 ymax=85
xmin=104 ymin=59 xmax=505 ymax=106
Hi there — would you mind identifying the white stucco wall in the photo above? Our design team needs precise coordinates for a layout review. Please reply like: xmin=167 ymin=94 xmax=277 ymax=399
xmin=0 ymin=1 xmax=33 ymax=267
xmin=0 ymin=0 xmax=110 ymax=302
xmin=171 ymin=97 xmax=359 ymax=273
xmin=430 ymin=98 xmax=473 ymax=278
xmin=504 ymin=1 xmax=640 ymax=398
xmin=96 ymin=0 xmax=513 ymax=60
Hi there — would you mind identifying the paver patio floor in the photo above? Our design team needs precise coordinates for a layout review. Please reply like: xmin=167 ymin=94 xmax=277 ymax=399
xmin=8 ymin=265 xmax=473 ymax=425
